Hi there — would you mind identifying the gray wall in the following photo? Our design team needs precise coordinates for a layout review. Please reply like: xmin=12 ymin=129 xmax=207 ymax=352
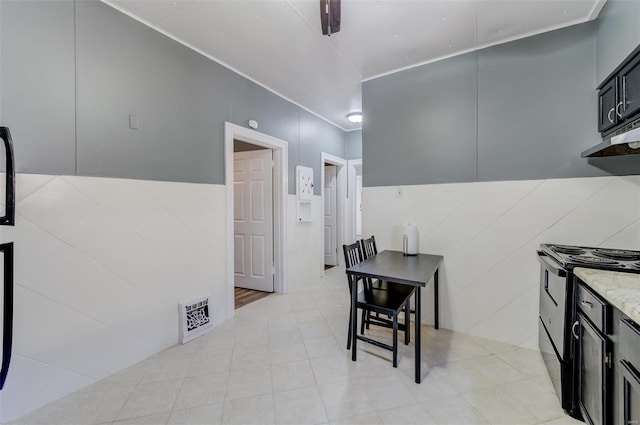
xmin=345 ymin=130 xmax=362 ymax=160
xmin=75 ymin=1 xmax=233 ymax=184
xmin=1 ymin=0 xmax=76 ymax=175
xmin=476 ymin=23 xmax=638 ymax=181
xmin=1 ymin=0 xmax=346 ymax=194
xmin=299 ymin=110 xmax=346 ymax=193
xmin=363 ymin=52 xmax=478 ymax=186
xmin=596 ymin=0 xmax=640 ymax=85
xmin=362 ymin=21 xmax=640 ymax=187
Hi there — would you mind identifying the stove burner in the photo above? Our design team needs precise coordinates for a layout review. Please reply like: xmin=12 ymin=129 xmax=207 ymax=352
xmin=593 ymin=248 xmax=640 ymax=261
xmin=550 ymin=245 xmax=587 ymax=255
xmin=568 ymin=255 xmax=619 ymax=265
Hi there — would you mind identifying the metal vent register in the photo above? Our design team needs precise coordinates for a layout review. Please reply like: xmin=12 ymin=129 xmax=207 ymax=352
xmin=179 ymin=296 xmax=213 ymax=344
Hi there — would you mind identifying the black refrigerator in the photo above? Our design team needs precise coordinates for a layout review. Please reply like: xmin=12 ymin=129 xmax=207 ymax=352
xmin=0 ymin=127 xmax=15 ymax=390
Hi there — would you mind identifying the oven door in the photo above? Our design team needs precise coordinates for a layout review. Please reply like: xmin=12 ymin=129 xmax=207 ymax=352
xmin=540 ymin=317 xmax=563 ymax=401
xmin=540 ymin=317 xmax=576 ymax=413
xmin=538 ymin=251 xmax=569 ymax=360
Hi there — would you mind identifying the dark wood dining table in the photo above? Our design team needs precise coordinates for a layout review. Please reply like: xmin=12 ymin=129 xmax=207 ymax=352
xmin=345 ymin=250 xmax=444 ymax=383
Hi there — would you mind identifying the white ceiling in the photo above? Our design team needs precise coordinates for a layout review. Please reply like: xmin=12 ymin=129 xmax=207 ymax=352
xmin=104 ymin=0 xmax=605 ymax=131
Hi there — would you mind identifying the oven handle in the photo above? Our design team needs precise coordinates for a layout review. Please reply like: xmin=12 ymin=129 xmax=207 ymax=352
xmin=0 ymin=128 xmax=15 ymax=226
xmin=537 ymin=251 xmax=567 ymax=277
xmin=0 ymin=242 xmax=13 ymax=390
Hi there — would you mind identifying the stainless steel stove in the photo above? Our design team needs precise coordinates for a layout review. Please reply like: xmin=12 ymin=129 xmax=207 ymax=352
xmin=537 ymin=244 xmax=640 ymax=420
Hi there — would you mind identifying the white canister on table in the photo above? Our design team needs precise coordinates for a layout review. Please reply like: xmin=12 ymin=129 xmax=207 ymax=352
xmin=402 ymin=223 xmax=418 ymax=256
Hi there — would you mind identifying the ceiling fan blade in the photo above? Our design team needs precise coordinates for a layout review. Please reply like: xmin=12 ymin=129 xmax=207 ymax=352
xmin=320 ymin=0 xmax=341 ymax=36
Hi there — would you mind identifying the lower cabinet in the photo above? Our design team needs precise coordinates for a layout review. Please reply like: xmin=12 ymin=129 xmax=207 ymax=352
xmin=620 ymin=318 xmax=640 ymax=425
xmin=576 ymin=311 xmax=612 ymax=425
xmin=620 ymin=360 xmax=640 ymax=425
xmin=574 ymin=278 xmax=640 ymax=425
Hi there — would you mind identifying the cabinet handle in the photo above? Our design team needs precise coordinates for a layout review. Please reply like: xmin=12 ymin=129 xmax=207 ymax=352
xmin=608 ymin=107 xmax=615 ymax=123
xmin=0 ymin=128 xmax=15 ymax=226
xmin=572 ymin=320 xmax=580 ymax=340
xmin=581 ymin=300 xmax=593 ymax=309
xmin=0 ymin=242 xmax=13 ymax=390
xmin=616 ymin=101 xmax=624 ymax=118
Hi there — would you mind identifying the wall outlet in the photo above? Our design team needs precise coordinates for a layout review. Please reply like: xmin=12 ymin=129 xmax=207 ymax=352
xmin=395 ymin=186 xmax=403 ymax=198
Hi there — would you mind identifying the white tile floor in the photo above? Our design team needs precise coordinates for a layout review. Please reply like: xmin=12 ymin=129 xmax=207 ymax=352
xmin=11 ymin=266 xmax=583 ymax=425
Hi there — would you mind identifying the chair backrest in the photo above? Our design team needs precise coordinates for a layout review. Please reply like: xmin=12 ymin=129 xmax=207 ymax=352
xmin=360 ymin=235 xmax=377 ymax=259
xmin=343 ymin=242 xmax=363 ymax=268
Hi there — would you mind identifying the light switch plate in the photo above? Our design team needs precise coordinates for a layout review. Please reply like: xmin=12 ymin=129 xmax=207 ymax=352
xmin=129 ymin=114 xmax=139 ymax=130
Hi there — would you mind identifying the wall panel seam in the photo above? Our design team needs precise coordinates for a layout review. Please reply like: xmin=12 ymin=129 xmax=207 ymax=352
xmin=74 ymin=0 xmax=78 ymax=176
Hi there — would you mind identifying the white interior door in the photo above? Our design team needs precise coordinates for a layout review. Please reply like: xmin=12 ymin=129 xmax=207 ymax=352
xmin=234 ymin=149 xmax=274 ymax=292
xmin=324 ymin=165 xmax=337 ymax=266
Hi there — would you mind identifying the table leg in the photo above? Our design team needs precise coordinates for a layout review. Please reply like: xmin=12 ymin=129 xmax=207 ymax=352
xmin=415 ymin=286 xmax=421 ymax=384
xmin=351 ymin=275 xmax=358 ymax=361
xmin=434 ymin=269 xmax=439 ymax=330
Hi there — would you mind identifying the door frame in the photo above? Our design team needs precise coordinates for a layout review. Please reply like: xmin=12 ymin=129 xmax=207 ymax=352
xmin=225 ymin=122 xmax=288 ymax=317
xmin=347 ymin=159 xmax=362 ymax=244
xmin=320 ymin=153 xmax=347 ymax=271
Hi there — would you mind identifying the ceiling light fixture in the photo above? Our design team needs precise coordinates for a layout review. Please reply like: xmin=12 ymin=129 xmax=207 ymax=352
xmin=347 ymin=112 xmax=363 ymax=123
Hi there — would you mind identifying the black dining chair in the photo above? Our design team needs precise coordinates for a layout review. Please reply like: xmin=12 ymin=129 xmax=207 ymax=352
xmin=360 ymin=235 xmax=387 ymax=290
xmin=359 ymin=235 xmax=387 ymax=329
xmin=360 ymin=235 xmax=378 ymax=259
xmin=343 ymin=242 xmax=415 ymax=367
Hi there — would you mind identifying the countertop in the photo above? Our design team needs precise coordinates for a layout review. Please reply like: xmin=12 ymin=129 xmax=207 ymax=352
xmin=574 ymin=267 xmax=640 ymax=325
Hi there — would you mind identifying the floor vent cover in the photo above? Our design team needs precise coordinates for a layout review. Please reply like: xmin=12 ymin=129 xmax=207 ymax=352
xmin=179 ymin=296 xmax=213 ymax=344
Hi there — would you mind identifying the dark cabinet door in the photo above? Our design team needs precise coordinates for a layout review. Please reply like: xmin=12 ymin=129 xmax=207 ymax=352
xmin=599 ymin=77 xmax=619 ymax=133
xmin=620 ymin=360 xmax=640 ymax=425
xmin=577 ymin=312 xmax=612 ymax=425
xmin=620 ymin=53 xmax=640 ymax=120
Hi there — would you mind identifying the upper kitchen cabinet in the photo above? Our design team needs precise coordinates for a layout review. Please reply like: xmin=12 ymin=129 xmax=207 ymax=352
xmin=597 ymin=46 xmax=640 ymax=137
xmin=618 ymin=52 xmax=640 ymax=120
xmin=598 ymin=77 xmax=619 ymax=133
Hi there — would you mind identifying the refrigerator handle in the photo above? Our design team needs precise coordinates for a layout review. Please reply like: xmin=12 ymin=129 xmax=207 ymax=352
xmin=0 ymin=242 xmax=13 ymax=390
xmin=0 ymin=127 xmax=15 ymax=226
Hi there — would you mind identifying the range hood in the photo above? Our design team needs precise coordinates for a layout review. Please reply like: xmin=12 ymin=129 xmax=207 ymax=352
xmin=582 ymin=125 xmax=640 ymax=158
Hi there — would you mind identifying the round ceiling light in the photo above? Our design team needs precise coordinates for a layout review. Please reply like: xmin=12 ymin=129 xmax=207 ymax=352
xmin=347 ymin=112 xmax=363 ymax=123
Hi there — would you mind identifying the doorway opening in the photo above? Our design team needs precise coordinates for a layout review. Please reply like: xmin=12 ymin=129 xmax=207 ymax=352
xmin=225 ymin=122 xmax=288 ymax=318
xmin=234 ymin=287 xmax=272 ymax=309
xmin=347 ymin=159 xmax=363 ymax=243
xmin=321 ymin=153 xmax=347 ymax=272
xmin=233 ymin=140 xmax=274 ymax=304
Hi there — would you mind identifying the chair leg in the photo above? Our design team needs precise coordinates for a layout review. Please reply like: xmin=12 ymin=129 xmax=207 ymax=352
xmin=360 ymin=308 xmax=366 ymax=335
xmin=393 ymin=314 xmax=398 ymax=368
xmin=404 ymin=303 xmax=410 ymax=345
xmin=366 ymin=311 xmax=370 ymax=330
xmin=347 ymin=307 xmax=352 ymax=350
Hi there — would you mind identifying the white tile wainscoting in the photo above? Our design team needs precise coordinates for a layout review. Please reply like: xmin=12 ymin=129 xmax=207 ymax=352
xmin=286 ymin=196 xmax=323 ymax=287
xmin=362 ymin=176 xmax=640 ymax=349
xmin=3 ymin=172 xmax=637 ymax=423
xmin=0 ymin=174 xmax=324 ymax=423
